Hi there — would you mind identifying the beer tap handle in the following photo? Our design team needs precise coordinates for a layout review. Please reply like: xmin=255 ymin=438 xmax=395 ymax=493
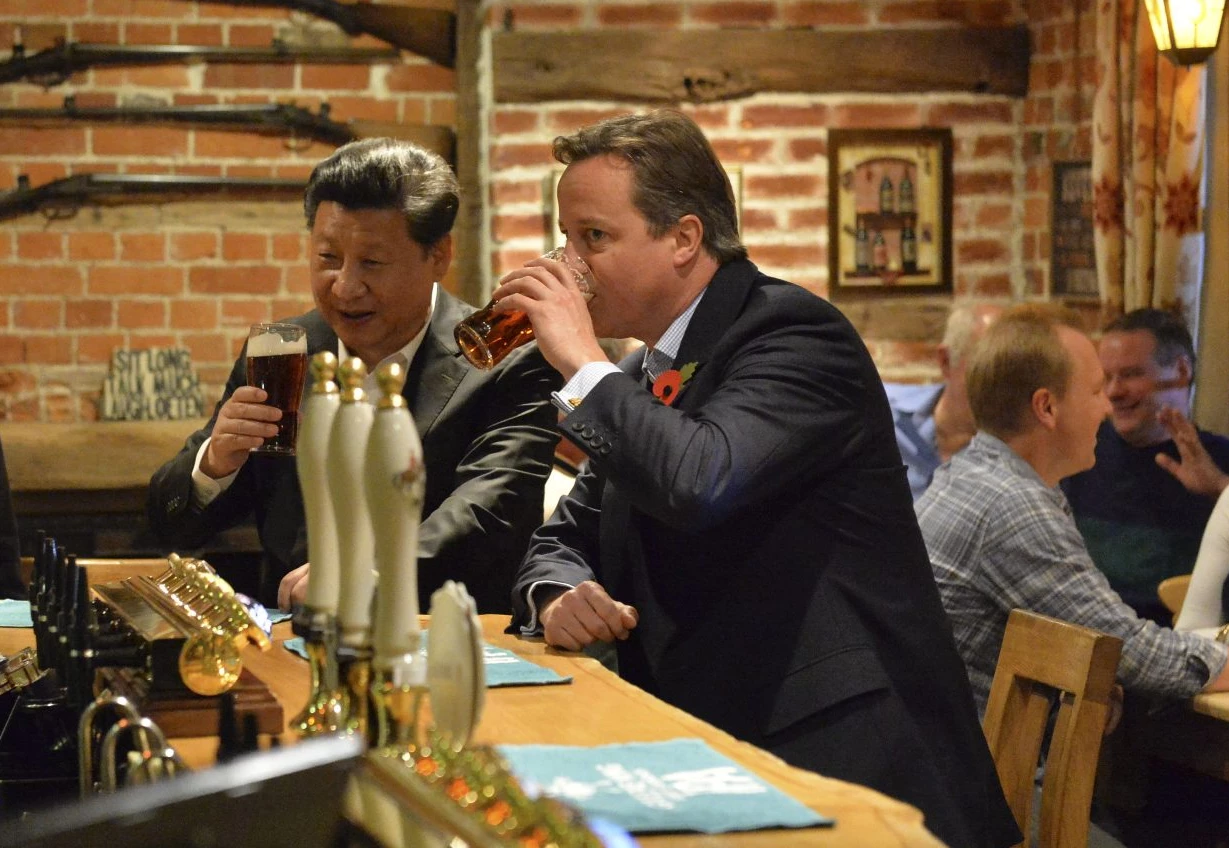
xmin=298 ymin=351 xmax=342 ymax=616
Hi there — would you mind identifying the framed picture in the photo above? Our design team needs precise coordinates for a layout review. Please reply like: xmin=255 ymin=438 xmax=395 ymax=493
xmin=544 ymin=165 xmax=744 ymax=252
xmin=827 ymin=128 xmax=953 ymax=298
xmin=1050 ymin=161 xmax=1099 ymax=299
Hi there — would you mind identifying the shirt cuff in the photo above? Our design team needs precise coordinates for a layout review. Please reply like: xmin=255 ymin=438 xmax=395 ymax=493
xmin=191 ymin=437 xmax=238 ymax=508
xmin=551 ymin=361 xmax=622 ymax=416
xmin=520 ymin=579 xmax=575 ymax=635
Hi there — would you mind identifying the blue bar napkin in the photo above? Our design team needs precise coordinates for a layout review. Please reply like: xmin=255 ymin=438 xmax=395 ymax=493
xmin=498 ymin=739 xmax=831 ymax=834
xmin=0 ymin=600 xmax=33 ymax=628
xmin=282 ymin=635 xmax=571 ymax=688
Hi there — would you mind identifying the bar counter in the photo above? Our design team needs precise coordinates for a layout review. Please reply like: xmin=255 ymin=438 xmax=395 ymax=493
xmin=0 ymin=616 xmax=945 ymax=847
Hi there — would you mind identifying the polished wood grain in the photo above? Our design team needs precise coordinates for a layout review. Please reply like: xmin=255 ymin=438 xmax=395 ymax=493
xmin=0 ymin=616 xmax=944 ymax=847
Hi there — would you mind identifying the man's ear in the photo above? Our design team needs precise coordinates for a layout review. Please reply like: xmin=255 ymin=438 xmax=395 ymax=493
xmin=429 ymin=233 xmax=454 ymax=279
xmin=937 ymin=346 xmax=953 ymax=379
xmin=1173 ymin=354 xmax=1193 ymax=389
xmin=672 ymin=214 xmax=704 ymax=267
xmin=1032 ymin=387 xmax=1058 ymax=431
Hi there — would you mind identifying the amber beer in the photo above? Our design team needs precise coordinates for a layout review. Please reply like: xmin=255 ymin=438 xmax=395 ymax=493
xmin=246 ymin=323 xmax=308 ymax=455
xmin=455 ymin=247 xmax=594 ymax=370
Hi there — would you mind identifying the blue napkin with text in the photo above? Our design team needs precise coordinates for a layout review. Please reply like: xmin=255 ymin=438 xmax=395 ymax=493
xmin=498 ymin=739 xmax=830 ymax=834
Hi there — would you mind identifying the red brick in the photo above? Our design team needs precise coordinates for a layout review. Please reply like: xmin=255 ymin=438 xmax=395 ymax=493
xmin=2 ymin=398 xmax=40 ymax=420
xmin=546 ymin=108 xmax=629 ymax=134
xmin=738 ymin=209 xmax=779 ymax=232
xmin=116 ymin=300 xmax=166 ymax=328
xmin=0 ymin=369 xmax=35 ymax=392
xmin=182 ymin=333 xmax=231 ymax=363
xmin=170 ymin=232 xmax=219 ymax=261
xmin=492 ymin=213 xmax=549 ymax=242
xmin=976 ymin=202 xmax=1014 ymax=228
xmin=492 ymin=247 xmax=542 ymax=277
xmin=681 ymin=104 xmax=732 ymax=130
xmin=968 ymin=272 xmax=1012 ymax=296
xmin=16 ymin=232 xmax=64 ymax=261
xmin=269 ymin=297 xmax=314 ymax=319
xmin=222 ymin=233 xmax=268 ymax=261
xmin=974 ymin=134 xmax=1016 ymax=159
xmin=92 ymin=126 xmax=190 ymax=156
xmin=710 ymin=139 xmax=775 ymax=164
xmin=491 ymin=179 xmax=541 ymax=206
xmin=0 ymin=338 xmax=23 ymax=365
xmin=170 ymin=299 xmax=220 ymax=329
xmin=745 ymin=174 xmax=822 ymax=199
xmin=71 ymin=22 xmax=117 ymax=41
xmin=91 ymin=0 xmax=191 ymax=16
xmin=13 ymin=299 xmax=62 ymax=329
xmin=67 ymin=232 xmax=116 ymax=261
xmin=877 ymin=0 xmax=1013 ymax=25
xmin=927 ymin=102 xmax=1016 ymax=125
xmin=89 ymin=266 xmax=183 ymax=295
xmin=954 ymin=171 xmax=1014 ymax=195
xmin=689 ymin=2 xmax=775 ymax=25
xmin=65 ymin=298 xmax=114 ymax=328
xmin=24 ymin=335 xmax=72 ymax=364
xmin=189 ymin=266 xmax=280 ymax=295
xmin=782 ymin=1 xmax=870 ymax=25
xmin=747 ymin=244 xmax=824 ymax=267
xmin=502 ymin=4 xmax=582 ymax=27
xmin=0 ymin=128 xmax=86 ymax=156
xmin=300 ymin=65 xmax=373 ymax=90
xmin=77 ymin=333 xmax=126 ymax=364
xmin=270 ymin=233 xmax=303 ymax=261
xmin=788 ymin=139 xmax=827 ymax=161
xmin=125 ymin=23 xmax=173 ymax=42
xmin=957 ymin=238 xmax=1009 ymax=264
xmin=385 ymin=63 xmax=456 ymax=94
xmin=0 ymin=265 xmax=83 ymax=296
xmin=119 ymin=233 xmax=167 ymax=262
xmin=741 ymin=105 xmax=829 ymax=129
xmin=195 ymin=130 xmax=293 ymax=160
xmin=1022 ymin=232 xmax=1038 ymax=262
xmin=829 ymin=103 xmax=921 ymax=128
xmin=128 ymin=332 xmax=177 ymax=349
xmin=597 ymin=3 xmax=683 ymax=26
xmin=788 ymin=207 xmax=829 ymax=229
xmin=203 ymin=65 xmax=295 ymax=89
xmin=177 ymin=24 xmax=225 ymax=46
xmin=227 ymin=24 xmax=277 ymax=46
xmin=326 ymin=96 xmax=399 ymax=123
xmin=492 ymin=142 xmax=554 ymax=170
xmin=1023 ymin=196 xmax=1049 ymax=228
xmin=78 ymin=395 xmax=100 ymax=421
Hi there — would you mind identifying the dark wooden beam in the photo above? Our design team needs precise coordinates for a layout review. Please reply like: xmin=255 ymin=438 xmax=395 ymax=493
xmin=453 ymin=0 xmax=483 ymax=307
xmin=494 ymin=26 xmax=1030 ymax=103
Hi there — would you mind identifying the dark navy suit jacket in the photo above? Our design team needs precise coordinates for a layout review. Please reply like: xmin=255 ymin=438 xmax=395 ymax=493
xmin=513 ymin=259 xmax=1019 ymax=848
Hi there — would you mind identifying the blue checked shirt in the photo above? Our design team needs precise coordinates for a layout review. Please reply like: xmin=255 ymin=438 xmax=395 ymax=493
xmin=916 ymin=432 xmax=1227 ymax=716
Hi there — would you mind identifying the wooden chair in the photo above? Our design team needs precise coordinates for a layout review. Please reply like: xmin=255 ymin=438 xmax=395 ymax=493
xmin=1157 ymin=574 xmax=1192 ymax=623
xmin=982 ymin=609 xmax=1123 ymax=848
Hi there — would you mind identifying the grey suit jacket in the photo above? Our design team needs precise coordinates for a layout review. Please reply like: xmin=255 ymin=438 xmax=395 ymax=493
xmin=512 ymin=259 xmax=1019 ymax=848
xmin=149 ymin=291 xmax=562 ymax=612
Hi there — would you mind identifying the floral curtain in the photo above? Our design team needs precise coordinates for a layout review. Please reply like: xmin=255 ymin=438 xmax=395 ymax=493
xmin=1092 ymin=0 xmax=1207 ymax=323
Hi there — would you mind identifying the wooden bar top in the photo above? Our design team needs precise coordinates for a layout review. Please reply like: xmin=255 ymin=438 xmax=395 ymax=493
xmin=0 ymin=616 xmax=945 ymax=848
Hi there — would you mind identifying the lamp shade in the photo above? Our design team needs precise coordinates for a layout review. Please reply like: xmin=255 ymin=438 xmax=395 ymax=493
xmin=1144 ymin=0 xmax=1226 ymax=65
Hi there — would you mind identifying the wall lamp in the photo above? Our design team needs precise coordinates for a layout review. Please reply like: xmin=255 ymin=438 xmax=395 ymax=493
xmin=1144 ymin=0 xmax=1226 ymax=65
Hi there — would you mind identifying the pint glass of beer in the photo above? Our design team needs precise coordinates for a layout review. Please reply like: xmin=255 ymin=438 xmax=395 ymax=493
xmin=246 ymin=322 xmax=308 ymax=455
xmin=455 ymin=247 xmax=594 ymax=370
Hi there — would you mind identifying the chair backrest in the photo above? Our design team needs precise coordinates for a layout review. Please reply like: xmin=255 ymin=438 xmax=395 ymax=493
xmin=1157 ymin=574 xmax=1191 ymax=622
xmin=982 ymin=609 xmax=1123 ymax=848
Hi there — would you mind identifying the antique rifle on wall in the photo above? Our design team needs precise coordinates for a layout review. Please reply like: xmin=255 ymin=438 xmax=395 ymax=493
xmin=0 ymin=97 xmax=455 ymax=160
xmin=0 ymin=39 xmax=401 ymax=87
xmin=168 ymin=0 xmax=456 ymax=68
xmin=0 ymin=173 xmax=306 ymax=223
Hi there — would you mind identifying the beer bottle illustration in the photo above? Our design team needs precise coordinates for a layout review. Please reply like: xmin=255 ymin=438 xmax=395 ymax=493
xmin=872 ymin=231 xmax=888 ymax=271
xmin=879 ymin=175 xmax=895 ymax=214
xmin=899 ymin=168 xmax=915 ymax=214
xmin=854 ymin=218 xmax=871 ymax=273
xmin=901 ymin=223 xmax=918 ymax=274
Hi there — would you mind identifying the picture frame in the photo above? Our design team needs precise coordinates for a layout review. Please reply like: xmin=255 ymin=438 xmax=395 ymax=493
xmin=827 ymin=128 xmax=953 ymax=298
xmin=1050 ymin=161 xmax=1099 ymax=299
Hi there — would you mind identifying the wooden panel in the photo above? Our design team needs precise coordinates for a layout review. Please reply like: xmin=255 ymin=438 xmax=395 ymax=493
xmin=494 ymin=26 xmax=1030 ymax=104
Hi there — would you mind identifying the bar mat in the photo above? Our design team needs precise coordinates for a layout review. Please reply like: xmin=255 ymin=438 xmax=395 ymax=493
xmin=498 ymin=738 xmax=831 ymax=834
xmin=0 ymin=600 xmax=33 ymax=628
xmin=282 ymin=636 xmax=571 ymax=688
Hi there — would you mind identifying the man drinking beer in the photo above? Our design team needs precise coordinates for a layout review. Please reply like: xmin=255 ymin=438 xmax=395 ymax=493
xmin=148 ymin=139 xmax=562 ymax=613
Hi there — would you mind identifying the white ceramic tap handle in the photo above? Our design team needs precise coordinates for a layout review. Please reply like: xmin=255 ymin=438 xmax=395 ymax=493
xmin=297 ymin=352 xmax=341 ymax=614
xmin=366 ymin=361 xmax=426 ymax=667
xmin=327 ymin=357 xmax=376 ymax=646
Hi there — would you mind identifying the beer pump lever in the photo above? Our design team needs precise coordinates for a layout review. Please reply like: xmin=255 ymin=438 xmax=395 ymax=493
xmin=291 ymin=351 xmax=346 ymax=736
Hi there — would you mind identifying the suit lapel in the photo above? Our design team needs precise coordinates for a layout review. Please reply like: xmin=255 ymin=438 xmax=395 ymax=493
xmin=402 ymin=290 xmax=472 ymax=438
xmin=671 ymin=259 xmax=757 ymax=412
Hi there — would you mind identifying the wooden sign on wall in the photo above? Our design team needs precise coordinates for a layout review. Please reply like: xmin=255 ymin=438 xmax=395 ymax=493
xmin=100 ymin=348 xmax=205 ymax=421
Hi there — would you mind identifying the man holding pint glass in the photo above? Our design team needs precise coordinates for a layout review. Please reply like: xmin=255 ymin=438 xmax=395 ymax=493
xmin=148 ymin=139 xmax=562 ymax=613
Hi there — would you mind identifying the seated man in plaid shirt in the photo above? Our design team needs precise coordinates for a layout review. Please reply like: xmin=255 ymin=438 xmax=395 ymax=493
xmin=916 ymin=304 xmax=1229 ymax=718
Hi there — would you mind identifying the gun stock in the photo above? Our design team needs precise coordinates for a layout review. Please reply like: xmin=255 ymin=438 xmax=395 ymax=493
xmin=0 ymin=173 xmax=305 ymax=223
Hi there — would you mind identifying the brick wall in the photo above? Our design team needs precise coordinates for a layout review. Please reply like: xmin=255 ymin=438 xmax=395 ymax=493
xmin=0 ymin=0 xmax=453 ymax=421
xmin=485 ymin=0 xmax=1097 ymax=382
xmin=0 ymin=0 xmax=1095 ymax=421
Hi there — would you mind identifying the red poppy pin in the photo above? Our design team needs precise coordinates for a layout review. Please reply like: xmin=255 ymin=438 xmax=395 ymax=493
xmin=652 ymin=362 xmax=698 ymax=406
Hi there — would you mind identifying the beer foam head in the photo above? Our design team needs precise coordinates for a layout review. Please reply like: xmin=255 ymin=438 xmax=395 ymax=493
xmin=248 ymin=329 xmax=307 ymax=357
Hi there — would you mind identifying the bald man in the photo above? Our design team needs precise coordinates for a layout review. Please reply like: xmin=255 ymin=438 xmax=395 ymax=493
xmin=883 ymin=303 xmax=1005 ymax=499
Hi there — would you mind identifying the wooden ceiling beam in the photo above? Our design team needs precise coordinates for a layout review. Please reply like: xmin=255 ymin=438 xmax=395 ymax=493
xmin=494 ymin=26 xmax=1030 ymax=103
